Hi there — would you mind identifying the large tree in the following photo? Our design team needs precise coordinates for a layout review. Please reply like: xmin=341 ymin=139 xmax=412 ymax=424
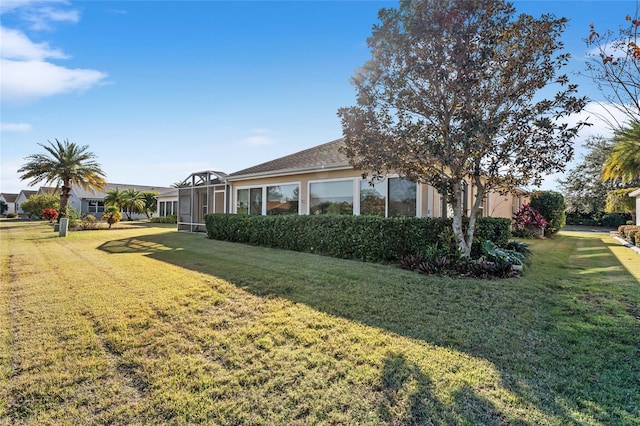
xmin=18 ymin=139 xmax=106 ymax=218
xmin=559 ymin=136 xmax=638 ymax=214
xmin=602 ymin=120 xmax=640 ymax=183
xmin=586 ymin=11 xmax=640 ymax=126
xmin=338 ymin=0 xmax=587 ymax=258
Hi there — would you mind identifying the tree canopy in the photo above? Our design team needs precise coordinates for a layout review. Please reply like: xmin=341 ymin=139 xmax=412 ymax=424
xmin=18 ymin=139 xmax=106 ymax=218
xmin=559 ymin=136 xmax=639 ymax=214
xmin=602 ymin=120 xmax=640 ymax=183
xmin=338 ymin=0 xmax=587 ymax=257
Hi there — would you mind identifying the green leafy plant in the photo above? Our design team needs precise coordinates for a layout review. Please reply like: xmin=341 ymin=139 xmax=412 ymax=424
xmin=504 ymin=240 xmax=532 ymax=257
xmin=64 ymin=206 xmax=82 ymax=229
xmin=102 ymin=206 xmax=123 ymax=229
xmin=481 ymin=240 xmax=525 ymax=266
xmin=530 ymin=190 xmax=566 ymax=235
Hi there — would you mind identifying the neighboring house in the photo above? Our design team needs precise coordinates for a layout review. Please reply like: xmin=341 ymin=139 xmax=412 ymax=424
xmin=0 ymin=193 xmax=18 ymax=215
xmin=156 ymin=188 xmax=179 ymax=218
xmin=72 ymin=183 xmax=172 ymax=218
xmin=177 ymin=138 xmax=528 ymax=232
xmin=15 ymin=190 xmax=37 ymax=215
xmin=630 ymin=188 xmax=640 ymax=225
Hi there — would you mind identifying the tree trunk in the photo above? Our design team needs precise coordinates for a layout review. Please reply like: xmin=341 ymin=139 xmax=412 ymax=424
xmin=466 ymin=176 xmax=486 ymax=259
xmin=59 ymin=180 xmax=71 ymax=219
xmin=451 ymin=180 xmax=471 ymax=258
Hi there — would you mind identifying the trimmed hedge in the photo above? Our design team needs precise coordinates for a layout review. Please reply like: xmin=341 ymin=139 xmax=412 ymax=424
xmin=618 ymin=225 xmax=640 ymax=247
xmin=204 ymin=214 xmax=511 ymax=262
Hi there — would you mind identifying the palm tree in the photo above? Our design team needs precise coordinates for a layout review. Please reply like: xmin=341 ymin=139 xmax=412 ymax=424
xmin=602 ymin=121 xmax=640 ymax=183
xmin=121 ymin=189 xmax=145 ymax=220
xmin=142 ymin=192 xmax=158 ymax=219
xmin=18 ymin=139 xmax=106 ymax=218
xmin=104 ymin=187 xmax=126 ymax=211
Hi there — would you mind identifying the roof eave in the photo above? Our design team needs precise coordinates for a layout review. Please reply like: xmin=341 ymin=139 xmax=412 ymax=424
xmin=226 ymin=163 xmax=353 ymax=182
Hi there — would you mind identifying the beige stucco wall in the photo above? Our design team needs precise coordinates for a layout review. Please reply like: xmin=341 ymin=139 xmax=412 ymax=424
xmin=228 ymin=168 xmax=440 ymax=217
xmin=227 ymin=168 xmax=523 ymax=221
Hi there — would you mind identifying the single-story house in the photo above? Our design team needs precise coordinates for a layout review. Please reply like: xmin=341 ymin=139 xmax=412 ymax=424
xmin=0 ymin=193 xmax=18 ymax=215
xmin=630 ymin=188 xmax=640 ymax=225
xmin=13 ymin=183 xmax=172 ymax=218
xmin=70 ymin=183 xmax=173 ymax=218
xmin=156 ymin=188 xmax=179 ymax=218
xmin=15 ymin=190 xmax=37 ymax=215
xmin=176 ymin=138 xmax=528 ymax=232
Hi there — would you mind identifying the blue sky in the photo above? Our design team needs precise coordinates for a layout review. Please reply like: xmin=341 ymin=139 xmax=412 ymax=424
xmin=0 ymin=0 xmax=635 ymax=194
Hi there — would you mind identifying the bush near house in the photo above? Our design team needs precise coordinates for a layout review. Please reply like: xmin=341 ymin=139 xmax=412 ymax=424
xmin=566 ymin=212 xmax=631 ymax=227
xmin=204 ymin=214 xmax=511 ymax=262
xmin=618 ymin=225 xmax=640 ymax=247
xmin=530 ymin=190 xmax=566 ymax=235
xmin=150 ymin=215 xmax=177 ymax=224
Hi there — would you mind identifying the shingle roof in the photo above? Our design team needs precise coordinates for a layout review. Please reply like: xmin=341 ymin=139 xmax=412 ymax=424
xmin=228 ymin=138 xmax=350 ymax=178
xmin=0 ymin=193 xmax=18 ymax=203
xmin=73 ymin=183 xmax=173 ymax=199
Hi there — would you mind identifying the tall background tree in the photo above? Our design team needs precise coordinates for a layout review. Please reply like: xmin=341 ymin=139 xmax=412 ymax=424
xmin=18 ymin=139 xmax=106 ymax=218
xmin=338 ymin=0 xmax=587 ymax=257
xmin=559 ymin=136 xmax=633 ymax=214
xmin=586 ymin=11 xmax=640 ymax=207
xmin=602 ymin=121 xmax=640 ymax=183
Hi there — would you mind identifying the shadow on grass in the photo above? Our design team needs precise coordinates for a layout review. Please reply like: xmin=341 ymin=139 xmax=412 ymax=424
xmin=98 ymin=231 xmax=640 ymax=424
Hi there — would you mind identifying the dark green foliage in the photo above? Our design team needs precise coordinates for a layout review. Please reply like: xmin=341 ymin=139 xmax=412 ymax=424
xmin=530 ymin=190 xmax=566 ymax=235
xmin=204 ymin=214 xmax=511 ymax=263
xmin=504 ymin=240 xmax=532 ymax=257
xmin=150 ymin=215 xmax=177 ymax=224
xmin=566 ymin=212 xmax=631 ymax=227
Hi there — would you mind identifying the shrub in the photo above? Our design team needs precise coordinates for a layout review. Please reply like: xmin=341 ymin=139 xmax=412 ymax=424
xmin=81 ymin=214 xmax=99 ymax=230
xmin=20 ymin=193 xmax=59 ymax=219
xmin=512 ymin=204 xmax=547 ymax=237
xmin=636 ymin=232 xmax=640 ymax=247
xmin=64 ymin=207 xmax=82 ymax=229
xmin=41 ymin=208 xmax=58 ymax=223
xmin=618 ymin=225 xmax=640 ymax=243
xmin=204 ymin=214 xmax=511 ymax=263
xmin=6 ymin=212 xmax=18 ymax=218
xmin=530 ymin=190 xmax=566 ymax=235
xmin=150 ymin=215 xmax=177 ymax=224
xmin=103 ymin=206 xmax=123 ymax=229
xmin=504 ymin=240 xmax=532 ymax=257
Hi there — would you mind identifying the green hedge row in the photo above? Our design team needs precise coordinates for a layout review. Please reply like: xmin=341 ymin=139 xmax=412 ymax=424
xmin=204 ymin=214 xmax=511 ymax=262
xmin=618 ymin=225 xmax=640 ymax=247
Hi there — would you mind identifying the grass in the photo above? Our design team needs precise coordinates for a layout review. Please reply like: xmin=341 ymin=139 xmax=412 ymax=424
xmin=1 ymin=220 xmax=638 ymax=425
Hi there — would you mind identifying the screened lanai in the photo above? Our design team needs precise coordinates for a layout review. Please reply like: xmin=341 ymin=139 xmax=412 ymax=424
xmin=177 ymin=171 xmax=228 ymax=232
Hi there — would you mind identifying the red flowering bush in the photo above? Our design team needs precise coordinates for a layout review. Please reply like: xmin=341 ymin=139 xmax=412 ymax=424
xmin=41 ymin=208 xmax=58 ymax=223
xmin=513 ymin=204 xmax=548 ymax=237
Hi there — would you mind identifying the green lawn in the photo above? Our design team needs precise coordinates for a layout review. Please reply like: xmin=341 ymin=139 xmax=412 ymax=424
xmin=1 ymin=220 xmax=638 ymax=425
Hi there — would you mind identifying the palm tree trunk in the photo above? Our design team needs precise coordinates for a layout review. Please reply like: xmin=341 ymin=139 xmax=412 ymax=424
xmin=59 ymin=179 xmax=72 ymax=219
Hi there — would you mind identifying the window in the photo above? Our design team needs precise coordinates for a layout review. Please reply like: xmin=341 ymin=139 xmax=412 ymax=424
xmin=309 ymin=180 xmax=353 ymax=215
xmin=236 ymin=188 xmax=263 ymax=215
xmin=158 ymin=201 xmax=178 ymax=217
xmin=88 ymin=200 xmax=105 ymax=214
xmin=388 ymin=178 xmax=416 ymax=217
xmin=360 ymin=179 xmax=386 ymax=216
xmin=267 ymin=184 xmax=299 ymax=215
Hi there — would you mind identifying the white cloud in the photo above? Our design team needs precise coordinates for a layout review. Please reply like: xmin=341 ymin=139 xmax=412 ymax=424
xmin=0 ymin=2 xmax=107 ymax=103
xmin=1 ymin=122 xmax=33 ymax=132
xmin=1 ymin=58 xmax=107 ymax=102
xmin=0 ymin=26 xmax=66 ymax=60
xmin=1 ymin=1 xmax=79 ymax=31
